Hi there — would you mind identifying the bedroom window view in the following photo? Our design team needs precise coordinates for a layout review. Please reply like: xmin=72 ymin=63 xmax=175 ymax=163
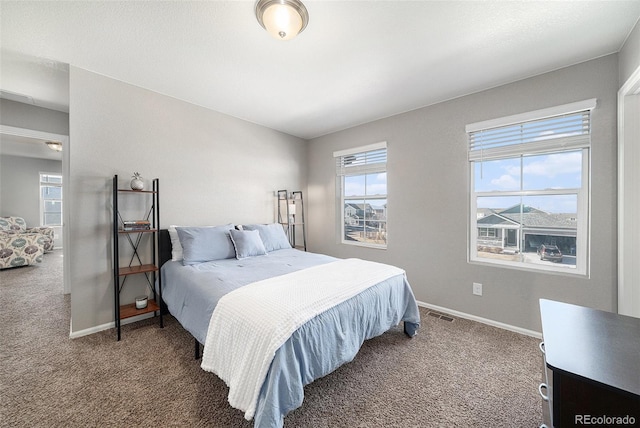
xmin=343 ymin=174 xmax=387 ymax=246
xmin=40 ymin=173 xmax=62 ymax=226
xmin=335 ymin=142 xmax=387 ymax=248
xmin=467 ymin=101 xmax=594 ymax=275
xmin=475 ymin=193 xmax=579 ymax=268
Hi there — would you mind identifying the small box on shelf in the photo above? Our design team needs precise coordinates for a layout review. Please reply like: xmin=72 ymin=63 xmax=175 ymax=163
xmin=122 ymin=220 xmax=151 ymax=231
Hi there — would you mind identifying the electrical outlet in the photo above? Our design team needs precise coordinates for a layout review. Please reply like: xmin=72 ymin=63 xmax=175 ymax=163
xmin=473 ymin=282 xmax=483 ymax=296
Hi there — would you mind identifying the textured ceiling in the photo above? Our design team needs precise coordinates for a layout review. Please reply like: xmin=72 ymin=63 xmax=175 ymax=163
xmin=1 ymin=1 xmax=639 ymax=139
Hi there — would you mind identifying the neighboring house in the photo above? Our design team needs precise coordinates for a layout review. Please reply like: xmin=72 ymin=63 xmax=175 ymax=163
xmin=477 ymin=204 xmax=577 ymax=254
xmin=344 ymin=203 xmax=375 ymax=223
xmin=344 ymin=204 xmax=358 ymax=225
xmin=373 ymin=207 xmax=386 ymax=220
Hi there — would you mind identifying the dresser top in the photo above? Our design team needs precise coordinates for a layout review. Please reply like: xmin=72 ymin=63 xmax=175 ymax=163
xmin=540 ymin=299 xmax=640 ymax=396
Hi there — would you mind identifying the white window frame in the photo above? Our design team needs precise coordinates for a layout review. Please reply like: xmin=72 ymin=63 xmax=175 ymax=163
xmin=40 ymin=172 xmax=63 ymax=227
xmin=334 ymin=142 xmax=387 ymax=249
xmin=467 ymin=99 xmax=596 ymax=276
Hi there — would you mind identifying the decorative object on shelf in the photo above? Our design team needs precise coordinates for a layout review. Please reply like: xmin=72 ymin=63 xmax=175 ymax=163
xmin=288 ymin=202 xmax=296 ymax=223
xmin=255 ymin=0 xmax=309 ymax=41
xmin=45 ymin=141 xmax=63 ymax=152
xmin=135 ymin=296 xmax=148 ymax=309
xmin=130 ymin=172 xmax=144 ymax=190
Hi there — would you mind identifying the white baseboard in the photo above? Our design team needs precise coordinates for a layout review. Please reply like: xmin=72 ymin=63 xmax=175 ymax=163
xmin=69 ymin=312 xmax=155 ymax=339
xmin=417 ymin=300 xmax=542 ymax=339
xmin=68 ymin=302 xmax=540 ymax=340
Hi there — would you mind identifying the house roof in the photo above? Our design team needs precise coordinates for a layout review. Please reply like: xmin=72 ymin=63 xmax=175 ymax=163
xmin=478 ymin=205 xmax=577 ymax=230
xmin=346 ymin=203 xmax=373 ymax=211
xmin=501 ymin=212 xmax=577 ymax=229
xmin=477 ymin=208 xmax=496 ymax=218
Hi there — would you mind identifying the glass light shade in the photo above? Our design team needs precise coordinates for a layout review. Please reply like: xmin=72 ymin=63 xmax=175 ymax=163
xmin=45 ymin=141 xmax=63 ymax=152
xmin=288 ymin=203 xmax=296 ymax=215
xmin=262 ymin=3 xmax=302 ymax=40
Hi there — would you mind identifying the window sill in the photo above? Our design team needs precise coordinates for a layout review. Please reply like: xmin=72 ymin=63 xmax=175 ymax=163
xmin=468 ymin=257 xmax=588 ymax=278
xmin=341 ymin=240 xmax=387 ymax=250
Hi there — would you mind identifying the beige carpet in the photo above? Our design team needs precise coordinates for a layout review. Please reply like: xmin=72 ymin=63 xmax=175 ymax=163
xmin=1 ymin=250 xmax=543 ymax=427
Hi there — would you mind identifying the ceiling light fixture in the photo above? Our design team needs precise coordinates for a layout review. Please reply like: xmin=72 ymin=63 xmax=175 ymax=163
xmin=255 ymin=0 xmax=309 ymax=41
xmin=45 ymin=141 xmax=63 ymax=152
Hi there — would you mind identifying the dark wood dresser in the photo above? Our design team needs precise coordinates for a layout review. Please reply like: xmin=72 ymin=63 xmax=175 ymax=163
xmin=538 ymin=299 xmax=639 ymax=428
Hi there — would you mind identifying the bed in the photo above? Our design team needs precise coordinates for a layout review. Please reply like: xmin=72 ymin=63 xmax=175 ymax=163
xmin=158 ymin=224 xmax=420 ymax=428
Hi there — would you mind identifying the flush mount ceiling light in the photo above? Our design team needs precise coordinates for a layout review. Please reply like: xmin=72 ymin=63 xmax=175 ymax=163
xmin=255 ymin=0 xmax=309 ymax=41
xmin=45 ymin=141 xmax=63 ymax=152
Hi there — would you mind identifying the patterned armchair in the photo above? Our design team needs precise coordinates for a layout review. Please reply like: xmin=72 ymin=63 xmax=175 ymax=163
xmin=0 ymin=232 xmax=45 ymax=269
xmin=0 ymin=216 xmax=54 ymax=252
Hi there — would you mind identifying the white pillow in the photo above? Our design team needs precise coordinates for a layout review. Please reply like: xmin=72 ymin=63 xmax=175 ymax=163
xmin=168 ymin=225 xmax=183 ymax=261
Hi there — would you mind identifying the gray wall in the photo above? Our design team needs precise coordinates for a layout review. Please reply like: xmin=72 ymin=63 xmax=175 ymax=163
xmin=306 ymin=55 xmax=619 ymax=332
xmin=68 ymin=67 xmax=307 ymax=334
xmin=0 ymin=154 xmax=62 ymax=225
xmin=619 ymin=19 xmax=640 ymax=86
xmin=0 ymin=100 xmax=67 ymax=245
xmin=0 ymin=99 xmax=69 ymax=135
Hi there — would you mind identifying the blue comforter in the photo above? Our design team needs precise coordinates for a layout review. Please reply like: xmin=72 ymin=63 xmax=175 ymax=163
xmin=161 ymin=249 xmax=420 ymax=427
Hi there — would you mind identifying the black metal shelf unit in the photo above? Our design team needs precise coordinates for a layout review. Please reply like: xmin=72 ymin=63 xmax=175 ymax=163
xmin=112 ymin=174 xmax=163 ymax=341
xmin=277 ymin=190 xmax=306 ymax=251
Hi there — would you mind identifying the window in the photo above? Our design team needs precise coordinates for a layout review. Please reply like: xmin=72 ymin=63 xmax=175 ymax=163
xmin=467 ymin=99 xmax=596 ymax=275
xmin=40 ymin=173 xmax=62 ymax=226
xmin=334 ymin=142 xmax=387 ymax=248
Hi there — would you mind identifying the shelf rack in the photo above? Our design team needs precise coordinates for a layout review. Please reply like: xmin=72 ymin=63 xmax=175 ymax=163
xmin=277 ymin=189 xmax=306 ymax=251
xmin=112 ymin=175 xmax=163 ymax=340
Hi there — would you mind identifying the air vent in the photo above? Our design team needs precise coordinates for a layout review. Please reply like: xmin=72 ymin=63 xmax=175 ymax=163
xmin=427 ymin=310 xmax=454 ymax=322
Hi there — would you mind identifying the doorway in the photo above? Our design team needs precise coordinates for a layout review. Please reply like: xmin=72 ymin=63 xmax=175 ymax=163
xmin=618 ymin=65 xmax=640 ymax=318
xmin=0 ymin=125 xmax=70 ymax=294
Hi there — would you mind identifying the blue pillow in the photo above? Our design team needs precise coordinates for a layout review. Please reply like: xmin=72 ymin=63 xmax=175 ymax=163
xmin=176 ymin=224 xmax=235 ymax=265
xmin=229 ymin=229 xmax=267 ymax=260
xmin=242 ymin=223 xmax=292 ymax=252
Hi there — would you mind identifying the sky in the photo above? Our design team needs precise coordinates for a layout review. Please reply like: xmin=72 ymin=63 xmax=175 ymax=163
xmin=474 ymin=151 xmax=581 ymax=192
xmin=474 ymin=150 xmax=581 ymax=214
xmin=344 ymin=173 xmax=387 ymax=209
xmin=471 ymin=111 xmax=586 ymax=214
xmin=340 ymin=152 xmax=582 ymax=214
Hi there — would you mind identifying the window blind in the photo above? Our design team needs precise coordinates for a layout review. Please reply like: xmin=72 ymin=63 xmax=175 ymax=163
xmin=467 ymin=101 xmax=595 ymax=162
xmin=334 ymin=142 xmax=387 ymax=176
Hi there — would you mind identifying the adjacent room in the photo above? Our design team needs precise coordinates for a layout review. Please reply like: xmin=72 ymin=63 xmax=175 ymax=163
xmin=2 ymin=1 xmax=639 ymax=427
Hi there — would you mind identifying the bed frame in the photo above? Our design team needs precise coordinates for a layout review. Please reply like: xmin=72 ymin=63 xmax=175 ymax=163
xmin=158 ymin=229 xmax=172 ymax=268
xmin=158 ymin=229 xmax=202 ymax=359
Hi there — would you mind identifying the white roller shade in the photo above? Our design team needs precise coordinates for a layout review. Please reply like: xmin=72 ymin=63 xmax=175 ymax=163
xmin=467 ymin=100 xmax=595 ymax=162
xmin=334 ymin=142 xmax=387 ymax=176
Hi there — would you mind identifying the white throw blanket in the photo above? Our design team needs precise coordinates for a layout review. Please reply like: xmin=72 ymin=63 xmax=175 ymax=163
xmin=200 ymin=258 xmax=405 ymax=420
